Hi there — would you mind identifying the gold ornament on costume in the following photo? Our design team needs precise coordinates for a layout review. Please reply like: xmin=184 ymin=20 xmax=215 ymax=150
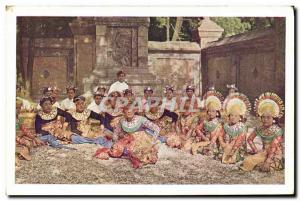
xmin=203 ymin=89 xmax=224 ymax=111
xmin=254 ymin=92 xmax=284 ymax=118
xmin=69 ymin=109 xmax=91 ymax=121
xmin=223 ymin=92 xmax=251 ymax=117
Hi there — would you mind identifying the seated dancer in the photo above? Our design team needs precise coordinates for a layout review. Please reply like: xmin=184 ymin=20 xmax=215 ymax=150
xmin=60 ymin=85 xmax=77 ymax=111
xmin=35 ymin=97 xmax=75 ymax=149
xmin=192 ymin=87 xmax=225 ymax=156
xmin=185 ymin=85 xmax=201 ymax=111
xmin=162 ymin=85 xmax=179 ymax=112
xmin=94 ymin=86 xmax=107 ymax=97
xmin=141 ymin=86 xmax=154 ymax=113
xmin=220 ymin=92 xmax=251 ymax=164
xmin=37 ymin=87 xmax=60 ymax=110
xmin=87 ymin=91 xmax=104 ymax=114
xmin=51 ymin=86 xmax=62 ymax=109
xmin=93 ymin=105 xmax=160 ymax=169
xmin=168 ymin=99 xmax=201 ymax=152
xmin=16 ymin=99 xmax=44 ymax=166
xmin=102 ymin=91 xmax=124 ymax=131
xmin=145 ymin=99 xmax=178 ymax=142
xmin=240 ymin=92 xmax=284 ymax=172
xmin=68 ymin=95 xmax=113 ymax=147
xmin=123 ymin=88 xmax=135 ymax=104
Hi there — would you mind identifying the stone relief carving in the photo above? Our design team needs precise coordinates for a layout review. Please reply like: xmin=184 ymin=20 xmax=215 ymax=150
xmin=111 ymin=28 xmax=131 ymax=67
xmin=108 ymin=27 xmax=138 ymax=67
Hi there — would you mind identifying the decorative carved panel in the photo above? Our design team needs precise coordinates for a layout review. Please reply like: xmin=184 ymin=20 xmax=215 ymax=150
xmin=106 ymin=27 xmax=138 ymax=67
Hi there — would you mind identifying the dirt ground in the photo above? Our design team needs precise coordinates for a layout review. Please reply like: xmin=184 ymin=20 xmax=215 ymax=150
xmin=15 ymin=143 xmax=284 ymax=184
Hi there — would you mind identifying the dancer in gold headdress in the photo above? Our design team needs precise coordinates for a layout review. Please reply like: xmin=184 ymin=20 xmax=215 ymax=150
xmin=220 ymin=92 xmax=251 ymax=164
xmin=240 ymin=92 xmax=284 ymax=172
xmin=192 ymin=87 xmax=225 ymax=156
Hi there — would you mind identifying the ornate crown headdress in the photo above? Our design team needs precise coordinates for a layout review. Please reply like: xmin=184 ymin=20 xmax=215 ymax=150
xmin=203 ymin=88 xmax=224 ymax=111
xmin=223 ymin=92 xmax=251 ymax=117
xmin=254 ymin=92 xmax=284 ymax=118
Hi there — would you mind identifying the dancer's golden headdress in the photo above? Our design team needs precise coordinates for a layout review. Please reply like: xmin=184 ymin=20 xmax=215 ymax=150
xmin=203 ymin=88 xmax=224 ymax=111
xmin=254 ymin=92 xmax=284 ymax=118
xmin=223 ymin=92 xmax=251 ymax=117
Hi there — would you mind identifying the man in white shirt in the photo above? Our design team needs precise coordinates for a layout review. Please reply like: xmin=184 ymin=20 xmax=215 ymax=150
xmin=60 ymin=86 xmax=77 ymax=111
xmin=107 ymin=70 xmax=129 ymax=96
xmin=87 ymin=92 xmax=104 ymax=114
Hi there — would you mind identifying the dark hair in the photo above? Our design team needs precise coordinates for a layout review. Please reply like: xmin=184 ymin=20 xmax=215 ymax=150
xmin=73 ymin=95 xmax=85 ymax=103
xmin=43 ymin=87 xmax=53 ymax=95
xmin=144 ymin=87 xmax=153 ymax=93
xmin=67 ymin=88 xmax=76 ymax=93
xmin=40 ymin=96 xmax=52 ymax=106
xmin=185 ymin=88 xmax=195 ymax=92
xmin=216 ymin=111 xmax=221 ymax=118
xmin=123 ymin=89 xmax=133 ymax=96
xmin=273 ymin=117 xmax=279 ymax=125
xmin=109 ymin=91 xmax=122 ymax=98
xmin=206 ymin=110 xmax=221 ymax=118
xmin=240 ymin=116 xmax=247 ymax=123
xmin=117 ymin=70 xmax=125 ymax=77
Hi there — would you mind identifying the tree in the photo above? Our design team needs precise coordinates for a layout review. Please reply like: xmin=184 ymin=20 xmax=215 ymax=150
xmin=149 ymin=17 xmax=274 ymax=42
xmin=172 ymin=17 xmax=183 ymax=41
xmin=149 ymin=17 xmax=200 ymax=42
xmin=210 ymin=17 xmax=252 ymax=37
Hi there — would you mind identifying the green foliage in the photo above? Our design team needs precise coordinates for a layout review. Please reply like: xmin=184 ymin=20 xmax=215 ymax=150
xmin=149 ymin=17 xmax=200 ymax=41
xmin=210 ymin=17 xmax=252 ymax=37
xmin=149 ymin=17 xmax=167 ymax=41
xmin=149 ymin=17 xmax=274 ymax=41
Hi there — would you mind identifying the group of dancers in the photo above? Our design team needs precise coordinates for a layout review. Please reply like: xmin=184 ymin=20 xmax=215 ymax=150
xmin=15 ymin=70 xmax=285 ymax=172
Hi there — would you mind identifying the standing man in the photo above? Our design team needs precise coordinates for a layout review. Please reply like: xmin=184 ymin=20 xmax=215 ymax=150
xmin=60 ymin=86 xmax=77 ymax=111
xmin=107 ymin=70 xmax=129 ymax=96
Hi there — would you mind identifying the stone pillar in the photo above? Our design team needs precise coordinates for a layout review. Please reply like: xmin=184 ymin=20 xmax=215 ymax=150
xmin=69 ymin=17 xmax=96 ymax=91
xmin=94 ymin=25 xmax=108 ymax=77
xmin=137 ymin=22 xmax=149 ymax=67
xmin=198 ymin=17 xmax=224 ymax=48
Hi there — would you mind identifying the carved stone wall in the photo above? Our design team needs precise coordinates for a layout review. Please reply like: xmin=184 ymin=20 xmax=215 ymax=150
xmin=83 ymin=17 xmax=163 ymax=96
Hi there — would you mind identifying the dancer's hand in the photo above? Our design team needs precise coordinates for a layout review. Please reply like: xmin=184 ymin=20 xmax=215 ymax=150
xmin=261 ymin=160 xmax=271 ymax=172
